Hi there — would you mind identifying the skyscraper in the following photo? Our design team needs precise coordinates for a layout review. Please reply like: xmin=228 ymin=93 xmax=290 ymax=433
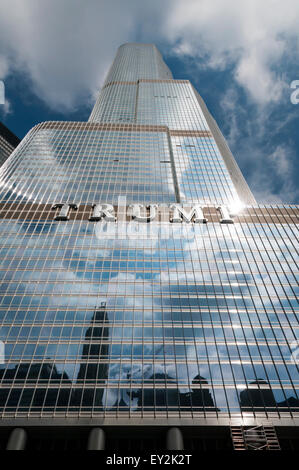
xmin=0 ymin=43 xmax=298 ymax=451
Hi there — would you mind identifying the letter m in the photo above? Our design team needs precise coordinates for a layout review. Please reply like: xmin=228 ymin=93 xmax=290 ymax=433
xmin=170 ymin=204 xmax=207 ymax=223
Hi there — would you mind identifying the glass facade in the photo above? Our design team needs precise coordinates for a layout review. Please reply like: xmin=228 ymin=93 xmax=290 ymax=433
xmin=0 ymin=44 xmax=298 ymax=426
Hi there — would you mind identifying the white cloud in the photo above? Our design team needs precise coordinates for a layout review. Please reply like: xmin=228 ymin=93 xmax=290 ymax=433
xmin=0 ymin=0 xmax=298 ymax=109
xmin=165 ymin=0 xmax=299 ymax=104
xmin=241 ymin=139 xmax=298 ymax=203
xmin=219 ymin=88 xmax=242 ymax=147
xmin=0 ymin=0 xmax=151 ymax=110
xmin=0 ymin=98 xmax=12 ymax=117
xmin=251 ymin=144 xmax=299 ymax=203
xmin=217 ymin=83 xmax=299 ymax=203
xmin=0 ymin=55 xmax=9 ymax=79
xmin=269 ymin=145 xmax=292 ymax=176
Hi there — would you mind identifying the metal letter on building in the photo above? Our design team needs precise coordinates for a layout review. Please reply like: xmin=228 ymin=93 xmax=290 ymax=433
xmin=171 ymin=204 xmax=207 ymax=223
xmin=89 ymin=203 xmax=116 ymax=221
xmin=52 ymin=203 xmax=78 ymax=220
xmin=130 ymin=204 xmax=157 ymax=222
xmin=217 ymin=205 xmax=235 ymax=224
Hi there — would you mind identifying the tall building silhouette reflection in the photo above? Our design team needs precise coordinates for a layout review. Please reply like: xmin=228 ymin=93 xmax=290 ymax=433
xmin=240 ymin=379 xmax=277 ymax=412
xmin=240 ymin=379 xmax=299 ymax=413
xmin=74 ymin=302 xmax=109 ymax=409
xmin=129 ymin=372 xmax=218 ymax=412
xmin=131 ymin=373 xmax=180 ymax=411
xmin=180 ymin=374 xmax=219 ymax=412
xmin=0 ymin=362 xmax=72 ymax=410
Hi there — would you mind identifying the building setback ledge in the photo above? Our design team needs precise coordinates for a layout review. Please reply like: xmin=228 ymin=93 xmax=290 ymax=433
xmin=0 ymin=416 xmax=299 ymax=428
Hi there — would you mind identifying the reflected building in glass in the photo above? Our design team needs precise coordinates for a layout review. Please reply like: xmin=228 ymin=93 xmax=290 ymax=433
xmin=0 ymin=121 xmax=20 ymax=168
xmin=0 ymin=44 xmax=298 ymax=451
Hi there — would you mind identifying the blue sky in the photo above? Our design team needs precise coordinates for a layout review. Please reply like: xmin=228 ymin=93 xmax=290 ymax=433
xmin=0 ymin=0 xmax=298 ymax=204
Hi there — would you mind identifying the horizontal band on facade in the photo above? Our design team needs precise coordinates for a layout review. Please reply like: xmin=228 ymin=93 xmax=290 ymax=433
xmin=102 ymin=79 xmax=190 ymax=89
xmin=0 ymin=385 xmax=286 ymax=390
xmin=0 ymin=203 xmax=298 ymax=223
xmin=30 ymin=120 xmax=212 ymax=137
xmin=169 ymin=130 xmax=212 ymax=137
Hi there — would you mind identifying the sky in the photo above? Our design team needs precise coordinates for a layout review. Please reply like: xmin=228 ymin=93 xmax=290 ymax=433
xmin=0 ymin=0 xmax=298 ymax=204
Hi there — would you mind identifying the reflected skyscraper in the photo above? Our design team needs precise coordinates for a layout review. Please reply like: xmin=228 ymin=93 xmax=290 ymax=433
xmin=0 ymin=43 xmax=298 ymax=450
xmin=0 ymin=121 xmax=20 ymax=167
xmin=240 ymin=380 xmax=299 ymax=413
xmin=75 ymin=302 xmax=109 ymax=409
xmin=240 ymin=379 xmax=277 ymax=412
xmin=180 ymin=375 xmax=219 ymax=412
xmin=0 ymin=362 xmax=72 ymax=411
